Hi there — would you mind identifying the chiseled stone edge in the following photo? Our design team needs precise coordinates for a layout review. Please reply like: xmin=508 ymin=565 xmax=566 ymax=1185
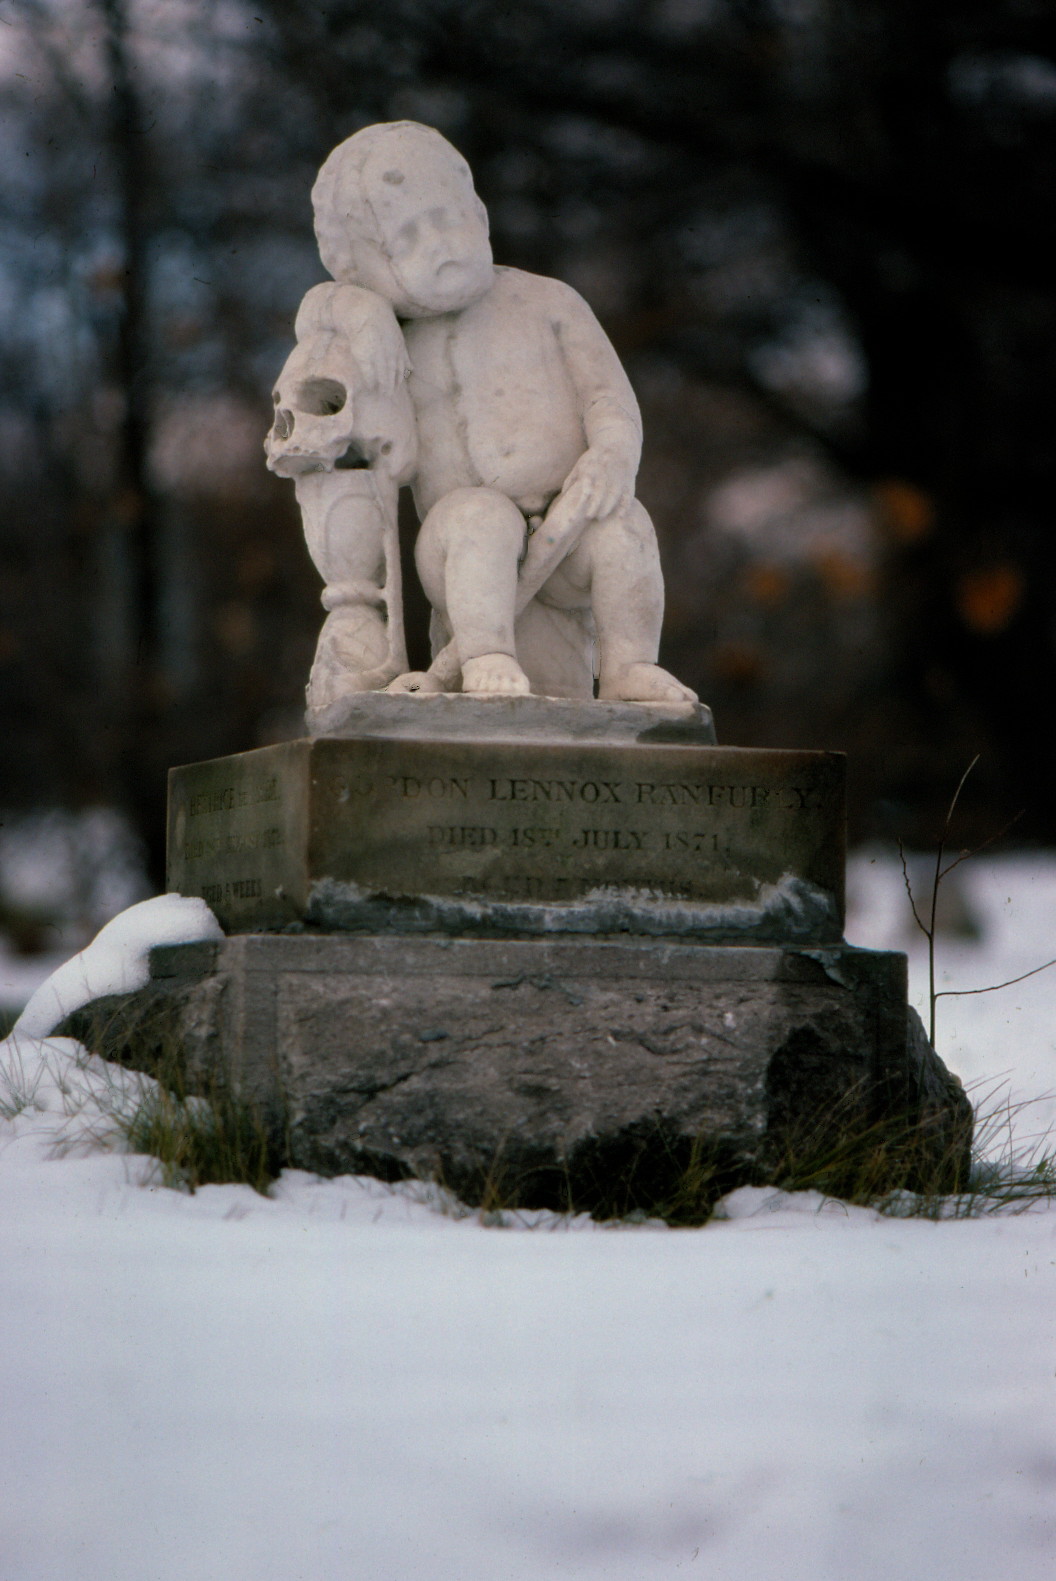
xmin=302 ymin=869 xmax=841 ymax=943
xmin=307 ymin=690 xmax=717 ymax=745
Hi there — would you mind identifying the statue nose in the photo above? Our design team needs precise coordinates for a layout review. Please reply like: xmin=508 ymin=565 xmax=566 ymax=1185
xmin=272 ymin=408 xmax=294 ymax=441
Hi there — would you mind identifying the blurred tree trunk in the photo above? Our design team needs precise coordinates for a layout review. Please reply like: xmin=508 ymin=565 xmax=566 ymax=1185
xmin=97 ymin=0 xmax=166 ymax=886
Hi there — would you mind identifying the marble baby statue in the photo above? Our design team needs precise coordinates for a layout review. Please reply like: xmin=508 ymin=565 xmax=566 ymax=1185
xmin=270 ymin=118 xmax=696 ymax=715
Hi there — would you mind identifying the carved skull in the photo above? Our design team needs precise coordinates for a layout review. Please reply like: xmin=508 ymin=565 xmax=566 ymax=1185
xmin=265 ymin=337 xmax=367 ymax=477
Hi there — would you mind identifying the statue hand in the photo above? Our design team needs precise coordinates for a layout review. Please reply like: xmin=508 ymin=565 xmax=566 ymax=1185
xmin=559 ymin=448 xmax=634 ymax=522
xmin=356 ymin=315 xmax=410 ymax=395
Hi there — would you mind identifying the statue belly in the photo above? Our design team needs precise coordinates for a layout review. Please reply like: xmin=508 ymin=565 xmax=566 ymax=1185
xmin=405 ymin=284 xmax=587 ymax=514
xmin=453 ymin=350 xmax=585 ymax=514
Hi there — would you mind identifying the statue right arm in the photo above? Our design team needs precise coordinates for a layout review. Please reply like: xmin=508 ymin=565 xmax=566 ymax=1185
xmin=293 ymin=283 xmax=409 ymax=394
xmin=267 ymin=285 xmax=416 ymax=481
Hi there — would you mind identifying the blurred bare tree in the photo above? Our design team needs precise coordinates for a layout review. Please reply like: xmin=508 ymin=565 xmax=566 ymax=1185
xmin=1 ymin=0 xmax=1054 ymax=875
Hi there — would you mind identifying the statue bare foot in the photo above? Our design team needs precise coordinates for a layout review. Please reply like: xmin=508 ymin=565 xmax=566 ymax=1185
xmin=600 ymin=663 xmax=698 ymax=704
xmin=385 ymin=670 xmax=446 ymax=695
xmin=462 ymin=652 xmax=531 ymax=697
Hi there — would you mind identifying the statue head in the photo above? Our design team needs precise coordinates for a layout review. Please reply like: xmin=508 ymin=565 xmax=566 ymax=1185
xmin=312 ymin=121 xmax=494 ymax=319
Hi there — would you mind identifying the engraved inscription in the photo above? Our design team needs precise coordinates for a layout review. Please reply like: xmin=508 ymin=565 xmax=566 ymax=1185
xmin=570 ymin=829 xmax=646 ymax=850
xmin=200 ymin=877 xmax=263 ymax=904
xmin=489 ymin=778 xmax=623 ymax=803
xmin=180 ymin=827 xmax=284 ymax=863
xmin=427 ymin=825 xmax=498 ymax=848
xmin=168 ymin=738 xmax=845 ymax=933
xmin=167 ymin=739 xmax=308 ymax=931
xmin=457 ymin=872 xmax=583 ymax=900
xmin=316 ymin=749 xmax=842 ymax=905
xmin=389 ymin=775 xmax=469 ymax=798
xmin=452 ymin=870 xmax=711 ymax=902
xmin=188 ymin=776 xmax=280 ymax=817
xmin=333 ymin=773 xmax=826 ymax=814
xmin=662 ymin=831 xmax=729 ymax=853
xmin=632 ymin=781 xmax=819 ymax=809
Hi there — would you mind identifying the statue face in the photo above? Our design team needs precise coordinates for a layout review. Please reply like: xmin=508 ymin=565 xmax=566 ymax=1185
xmin=360 ymin=144 xmax=494 ymax=317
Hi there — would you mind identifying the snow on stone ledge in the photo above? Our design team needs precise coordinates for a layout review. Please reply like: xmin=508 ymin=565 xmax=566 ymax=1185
xmin=0 ymin=894 xmax=222 ymax=1121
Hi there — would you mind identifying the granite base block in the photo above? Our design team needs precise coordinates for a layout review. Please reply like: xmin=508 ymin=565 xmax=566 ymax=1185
xmin=66 ymin=933 xmax=973 ymax=1215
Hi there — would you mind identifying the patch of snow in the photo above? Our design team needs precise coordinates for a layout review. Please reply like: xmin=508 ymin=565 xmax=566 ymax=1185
xmin=10 ymin=893 xmax=222 ymax=1041
xmin=0 ymin=865 xmax=1054 ymax=1580
xmin=0 ymin=894 xmax=222 ymax=1123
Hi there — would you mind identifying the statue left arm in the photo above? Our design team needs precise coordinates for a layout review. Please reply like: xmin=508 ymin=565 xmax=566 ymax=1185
xmin=511 ymin=282 xmax=643 ymax=600
xmin=550 ymin=279 xmax=642 ymax=518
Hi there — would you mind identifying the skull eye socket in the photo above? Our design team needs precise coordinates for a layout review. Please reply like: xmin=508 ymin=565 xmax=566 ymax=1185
xmin=294 ymin=377 xmax=347 ymax=416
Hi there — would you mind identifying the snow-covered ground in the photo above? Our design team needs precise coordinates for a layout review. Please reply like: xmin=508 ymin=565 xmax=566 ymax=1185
xmin=1 ymin=856 xmax=1054 ymax=1581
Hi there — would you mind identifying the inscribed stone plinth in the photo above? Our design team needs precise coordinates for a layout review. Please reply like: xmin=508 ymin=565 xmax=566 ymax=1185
xmin=167 ymin=725 xmax=845 ymax=942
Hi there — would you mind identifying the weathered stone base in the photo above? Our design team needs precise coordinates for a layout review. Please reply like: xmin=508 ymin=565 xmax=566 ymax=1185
xmin=65 ymin=933 xmax=973 ymax=1218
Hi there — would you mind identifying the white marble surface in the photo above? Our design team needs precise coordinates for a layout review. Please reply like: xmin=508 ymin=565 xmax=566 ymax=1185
xmin=269 ymin=121 xmax=699 ymax=724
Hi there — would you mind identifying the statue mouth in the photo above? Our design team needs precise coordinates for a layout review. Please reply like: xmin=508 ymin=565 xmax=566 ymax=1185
xmin=402 ymin=259 xmax=493 ymax=315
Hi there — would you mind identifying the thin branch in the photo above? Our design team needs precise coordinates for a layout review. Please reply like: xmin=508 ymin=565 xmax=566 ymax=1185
xmin=935 ymin=958 xmax=1056 ymax=1000
xmin=936 ymin=755 xmax=979 ymax=860
xmin=897 ymin=837 xmax=929 ymax=938
xmin=939 ymin=807 xmax=1026 ymax=881
xmin=927 ymin=754 xmax=979 ymax=1044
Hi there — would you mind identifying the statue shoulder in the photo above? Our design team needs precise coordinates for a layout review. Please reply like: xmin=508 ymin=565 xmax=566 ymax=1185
xmin=492 ymin=267 xmax=603 ymax=332
xmin=491 ymin=265 xmax=576 ymax=305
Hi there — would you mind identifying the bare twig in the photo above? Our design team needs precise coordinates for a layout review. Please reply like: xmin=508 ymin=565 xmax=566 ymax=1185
xmin=939 ymin=807 xmax=1026 ymax=881
xmin=897 ymin=838 xmax=929 ymax=935
xmin=935 ymin=957 xmax=1056 ymax=1000
xmin=925 ymin=755 xmax=980 ymax=1044
xmin=900 ymin=757 xmax=1053 ymax=1051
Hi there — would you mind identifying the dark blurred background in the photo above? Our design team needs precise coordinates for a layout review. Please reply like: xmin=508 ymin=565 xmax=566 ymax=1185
xmin=2 ymin=0 xmax=1054 ymax=897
